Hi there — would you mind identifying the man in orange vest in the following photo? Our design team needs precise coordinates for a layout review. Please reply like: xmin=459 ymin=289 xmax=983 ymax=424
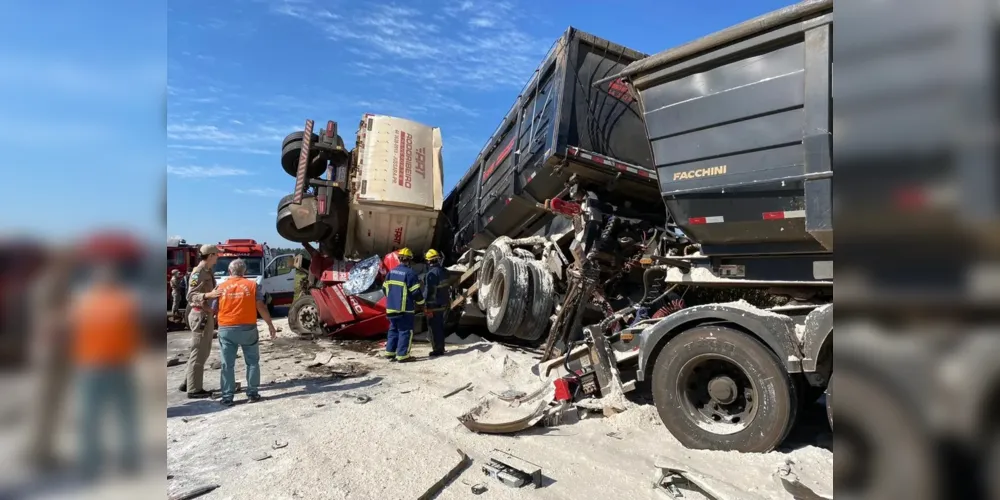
xmin=203 ymin=258 xmax=277 ymax=407
xmin=69 ymin=261 xmax=142 ymax=479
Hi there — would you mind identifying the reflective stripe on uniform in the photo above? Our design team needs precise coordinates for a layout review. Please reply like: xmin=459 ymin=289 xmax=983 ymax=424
xmin=396 ymin=331 xmax=413 ymax=360
xmin=385 ymin=279 xmax=410 ymax=312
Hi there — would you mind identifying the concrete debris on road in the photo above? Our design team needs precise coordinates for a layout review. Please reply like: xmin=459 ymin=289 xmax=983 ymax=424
xmin=167 ymin=356 xmax=182 ymax=367
xmin=776 ymin=460 xmax=832 ymax=500
xmin=308 ymin=351 xmax=335 ymax=367
xmin=306 ymin=361 xmax=369 ymax=378
xmin=181 ymin=416 xmax=206 ymax=424
xmin=209 ymin=360 xmax=222 ymax=370
xmin=168 ymin=484 xmax=220 ymax=500
xmin=353 ymin=394 xmax=372 ymax=404
xmin=496 ymin=389 xmax=527 ymax=402
xmin=272 ymin=440 xmax=289 ymax=450
xmin=252 ymin=451 xmax=272 ymax=462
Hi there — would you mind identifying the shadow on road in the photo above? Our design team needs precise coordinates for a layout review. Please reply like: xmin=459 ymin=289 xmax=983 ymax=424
xmin=167 ymin=375 xmax=383 ymax=418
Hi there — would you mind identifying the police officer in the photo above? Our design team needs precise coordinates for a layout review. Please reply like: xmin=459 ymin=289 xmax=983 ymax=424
xmin=423 ymin=249 xmax=449 ymax=357
xmin=382 ymin=248 xmax=424 ymax=363
xmin=169 ymin=269 xmax=185 ymax=318
xmin=178 ymin=244 xmax=219 ymax=398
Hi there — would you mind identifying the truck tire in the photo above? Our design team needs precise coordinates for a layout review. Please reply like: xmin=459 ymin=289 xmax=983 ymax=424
xmin=485 ymin=257 xmax=529 ymax=337
xmin=477 ymin=237 xmax=512 ymax=311
xmin=515 ymin=261 xmax=555 ymax=341
xmin=276 ymin=193 xmax=332 ymax=243
xmin=288 ymin=295 xmax=323 ymax=336
xmin=282 ymin=130 xmax=319 ymax=149
xmin=650 ymin=325 xmax=798 ymax=453
xmin=281 ymin=140 xmax=325 ymax=179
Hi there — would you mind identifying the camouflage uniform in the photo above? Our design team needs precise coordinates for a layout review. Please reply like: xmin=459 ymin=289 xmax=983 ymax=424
xmin=169 ymin=271 xmax=184 ymax=317
xmin=184 ymin=246 xmax=218 ymax=394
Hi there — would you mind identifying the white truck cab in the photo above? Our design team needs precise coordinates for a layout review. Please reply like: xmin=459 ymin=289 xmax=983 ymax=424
xmin=212 ymin=239 xmax=297 ymax=312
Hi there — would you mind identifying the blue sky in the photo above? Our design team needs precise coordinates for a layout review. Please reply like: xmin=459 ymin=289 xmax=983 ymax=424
xmin=0 ymin=1 xmax=166 ymax=243
xmin=163 ymin=0 xmax=795 ymax=247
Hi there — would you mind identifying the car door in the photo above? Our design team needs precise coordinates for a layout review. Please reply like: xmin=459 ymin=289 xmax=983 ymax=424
xmin=261 ymin=253 xmax=297 ymax=307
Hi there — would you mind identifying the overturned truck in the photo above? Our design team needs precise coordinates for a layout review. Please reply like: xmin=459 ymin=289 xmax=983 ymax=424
xmin=275 ymin=114 xmax=445 ymax=338
xmin=436 ymin=1 xmax=833 ymax=453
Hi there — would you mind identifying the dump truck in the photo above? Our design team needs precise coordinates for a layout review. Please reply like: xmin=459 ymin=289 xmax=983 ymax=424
xmin=434 ymin=1 xmax=833 ymax=453
xmin=274 ymin=2 xmax=832 ymax=453
xmin=275 ymin=115 xmax=444 ymax=337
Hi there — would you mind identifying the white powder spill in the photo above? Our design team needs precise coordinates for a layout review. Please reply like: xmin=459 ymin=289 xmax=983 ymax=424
xmin=167 ymin=315 xmax=831 ymax=500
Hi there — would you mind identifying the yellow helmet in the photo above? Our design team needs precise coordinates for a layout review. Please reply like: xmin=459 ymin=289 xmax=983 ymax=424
xmin=425 ymin=249 xmax=440 ymax=261
xmin=397 ymin=247 xmax=413 ymax=258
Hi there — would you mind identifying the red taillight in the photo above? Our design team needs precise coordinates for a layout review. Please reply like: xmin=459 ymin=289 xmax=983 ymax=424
xmin=688 ymin=217 xmax=707 ymax=225
xmin=762 ymin=211 xmax=785 ymax=220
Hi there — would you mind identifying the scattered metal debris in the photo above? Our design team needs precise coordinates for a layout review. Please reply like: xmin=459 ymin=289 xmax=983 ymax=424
xmin=251 ymin=452 xmax=272 ymax=462
xmin=482 ymin=450 xmax=543 ymax=489
xmin=168 ymin=484 xmax=220 ymax=500
xmin=442 ymin=382 xmax=473 ymax=398
xmin=354 ymin=394 xmax=372 ymax=404
xmin=271 ymin=440 xmax=289 ymax=450
xmin=167 ymin=357 xmax=182 ymax=367
xmin=541 ymin=401 xmax=579 ymax=427
xmin=459 ymin=381 xmax=555 ymax=434
xmin=471 ymin=483 xmax=488 ymax=495
xmin=652 ymin=457 xmax=759 ymax=500
xmin=181 ymin=416 xmax=206 ymax=424
xmin=606 ymin=432 xmax=623 ymax=440
xmin=416 ymin=449 xmax=472 ymax=500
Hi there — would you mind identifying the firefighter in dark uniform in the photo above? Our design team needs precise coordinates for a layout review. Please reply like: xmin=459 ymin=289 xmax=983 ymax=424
xmin=423 ymin=249 xmax=449 ymax=356
xmin=382 ymin=248 xmax=424 ymax=362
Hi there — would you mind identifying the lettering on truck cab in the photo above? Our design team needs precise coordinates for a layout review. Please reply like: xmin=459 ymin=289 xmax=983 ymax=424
xmin=672 ymin=165 xmax=727 ymax=181
xmin=392 ymin=130 xmax=425 ymax=189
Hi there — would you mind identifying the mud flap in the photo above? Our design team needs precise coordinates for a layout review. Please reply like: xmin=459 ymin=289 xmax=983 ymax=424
xmin=458 ymin=380 xmax=556 ymax=434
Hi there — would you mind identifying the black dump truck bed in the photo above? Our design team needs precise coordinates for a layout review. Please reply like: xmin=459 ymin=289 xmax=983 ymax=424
xmin=616 ymin=0 xmax=833 ymax=258
xmin=439 ymin=28 xmax=663 ymax=256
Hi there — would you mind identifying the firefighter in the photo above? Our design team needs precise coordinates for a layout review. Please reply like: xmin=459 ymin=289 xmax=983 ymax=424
xmin=382 ymin=248 xmax=424 ymax=362
xmin=169 ymin=269 xmax=184 ymax=318
xmin=178 ymin=244 xmax=219 ymax=398
xmin=423 ymin=249 xmax=449 ymax=356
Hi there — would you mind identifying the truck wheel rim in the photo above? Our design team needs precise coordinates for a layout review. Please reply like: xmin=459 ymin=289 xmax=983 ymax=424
xmin=675 ymin=354 xmax=758 ymax=435
xmin=299 ymin=303 xmax=320 ymax=331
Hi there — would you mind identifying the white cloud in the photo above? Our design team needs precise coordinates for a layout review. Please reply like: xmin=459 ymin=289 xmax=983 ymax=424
xmin=235 ymin=188 xmax=284 ymax=197
xmin=167 ymin=165 xmax=251 ymax=178
xmin=270 ymin=0 xmax=549 ymax=91
xmin=167 ymin=122 xmax=294 ymax=149
xmin=167 ymin=144 xmax=271 ymax=155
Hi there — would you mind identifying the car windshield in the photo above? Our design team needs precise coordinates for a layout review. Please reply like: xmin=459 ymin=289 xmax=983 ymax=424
xmin=213 ymin=257 xmax=263 ymax=277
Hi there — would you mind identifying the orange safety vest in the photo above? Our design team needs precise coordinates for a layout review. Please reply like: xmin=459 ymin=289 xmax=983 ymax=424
xmin=71 ymin=285 xmax=140 ymax=367
xmin=216 ymin=277 xmax=259 ymax=327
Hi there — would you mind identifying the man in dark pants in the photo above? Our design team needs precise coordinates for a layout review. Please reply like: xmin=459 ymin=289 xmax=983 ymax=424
xmin=423 ymin=249 xmax=449 ymax=356
xmin=382 ymin=248 xmax=424 ymax=362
